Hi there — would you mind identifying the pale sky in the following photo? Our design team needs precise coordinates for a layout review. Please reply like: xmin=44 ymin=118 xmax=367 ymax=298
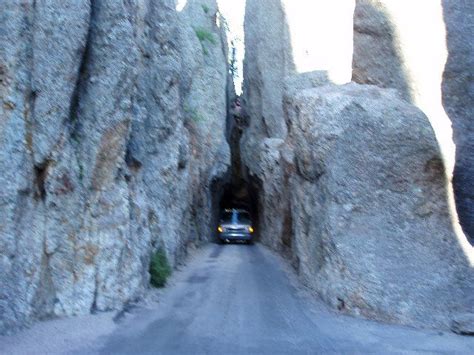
xmin=217 ymin=0 xmax=246 ymax=95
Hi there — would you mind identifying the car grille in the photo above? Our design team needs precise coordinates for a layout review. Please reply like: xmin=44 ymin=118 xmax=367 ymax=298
xmin=225 ymin=226 xmax=248 ymax=232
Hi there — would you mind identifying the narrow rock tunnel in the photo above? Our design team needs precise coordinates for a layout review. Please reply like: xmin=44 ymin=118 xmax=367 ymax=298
xmin=210 ymin=98 xmax=261 ymax=243
xmin=210 ymin=177 xmax=261 ymax=242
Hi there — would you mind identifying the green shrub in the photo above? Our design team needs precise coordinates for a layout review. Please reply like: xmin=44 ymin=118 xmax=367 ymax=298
xmin=149 ymin=249 xmax=171 ymax=288
xmin=195 ymin=28 xmax=216 ymax=45
xmin=194 ymin=27 xmax=216 ymax=56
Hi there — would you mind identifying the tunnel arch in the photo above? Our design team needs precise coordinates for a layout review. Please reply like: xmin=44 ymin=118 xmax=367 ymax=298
xmin=210 ymin=174 xmax=261 ymax=243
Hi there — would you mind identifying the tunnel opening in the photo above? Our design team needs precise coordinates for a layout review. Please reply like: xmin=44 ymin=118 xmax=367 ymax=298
xmin=210 ymin=176 xmax=261 ymax=243
xmin=210 ymin=94 xmax=261 ymax=243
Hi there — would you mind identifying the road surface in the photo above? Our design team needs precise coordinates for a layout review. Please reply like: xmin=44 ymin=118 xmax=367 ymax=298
xmin=1 ymin=244 xmax=473 ymax=354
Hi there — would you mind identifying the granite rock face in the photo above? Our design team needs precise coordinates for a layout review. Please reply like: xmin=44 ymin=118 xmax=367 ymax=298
xmin=1 ymin=0 xmax=472 ymax=336
xmin=241 ymin=0 xmax=473 ymax=330
xmin=442 ymin=0 xmax=474 ymax=242
xmin=242 ymin=0 xmax=354 ymax=169
xmin=352 ymin=0 xmax=410 ymax=99
xmin=353 ymin=0 xmax=474 ymax=241
xmin=241 ymin=0 xmax=355 ymax=252
xmin=285 ymin=84 xmax=473 ymax=329
xmin=0 ymin=0 xmax=230 ymax=334
xmin=241 ymin=0 xmax=291 ymax=149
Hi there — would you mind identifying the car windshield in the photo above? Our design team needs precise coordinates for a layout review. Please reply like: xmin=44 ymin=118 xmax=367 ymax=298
xmin=221 ymin=211 xmax=251 ymax=224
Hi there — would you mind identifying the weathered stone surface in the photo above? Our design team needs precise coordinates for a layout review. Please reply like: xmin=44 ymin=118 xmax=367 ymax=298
xmin=241 ymin=0 xmax=354 ymax=161
xmin=241 ymin=1 xmax=473 ymax=330
xmin=179 ymin=0 xmax=231 ymax=242
xmin=246 ymin=137 xmax=294 ymax=252
xmin=241 ymin=0 xmax=291 ymax=147
xmin=31 ymin=1 xmax=91 ymax=165
xmin=352 ymin=0 xmax=409 ymax=99
xmin=285 ymin=83 xmax=473 ymax=329
xmin=241 ymin=0 xmax=355 ymax=256
xmin=0 ymin=0 xmax=230 ymax=334
xmin=352 ymin=0 xmax=474 ymax=241
xmin=442 ymin=0 xmax=474 ymax=242
xmin=0 ymin=0 xmax=89 ymax=333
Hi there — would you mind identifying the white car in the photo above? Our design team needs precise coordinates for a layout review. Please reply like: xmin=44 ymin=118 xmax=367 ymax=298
xmin=217 ymin=208 xmax=255 ymax=244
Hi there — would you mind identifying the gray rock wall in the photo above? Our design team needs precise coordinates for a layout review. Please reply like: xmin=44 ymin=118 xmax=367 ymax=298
xmin=442 ymin=0 xmax=474 ymax=242
xmin=286 ymin=84 xmax=473 ymax=329
xmin=239 ymin=0 xmax=292 ymax=251
xmin=242 ymin=0 xmax=473 ymax=330
xmin=0 ymin=0 xmax=230 ymax=334
xmin=352 ymin=1 xmax=409 ymax=99
xmin=241 ymin=0 xmax=355 ymax=251
xmin=241 ymin=0 xmax=291 ymax=146
xmin=353 ymin=0 xmax=474 ymax=241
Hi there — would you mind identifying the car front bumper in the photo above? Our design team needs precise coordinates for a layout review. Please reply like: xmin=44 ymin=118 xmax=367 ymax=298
xmin=218 ymin=232 xmax=253 ymax=241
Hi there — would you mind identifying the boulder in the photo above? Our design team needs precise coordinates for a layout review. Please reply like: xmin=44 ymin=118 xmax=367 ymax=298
xmin=286 ymin=83 xmax=473 ymax=328
xmin=353 ymin=0 xmax=474 ymax=241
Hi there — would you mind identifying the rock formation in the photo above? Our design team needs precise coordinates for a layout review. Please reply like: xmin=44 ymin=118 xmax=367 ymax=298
xmin=353 ymin=0 xmax=474 ymax=242
xmin=241 ymin=0 xmax=355 ymax=251
xmin=0 ymin=0 xmax=230 ymax=334
xmin=442 ymin=0 xmax=474 ymax=243
xmin=285 ymin=83 xmax=472 ymax=328
xmin=241 ymin=0 xmax=473 ymax=330
xmin=1 ymin=0 xmax=472 ymax=336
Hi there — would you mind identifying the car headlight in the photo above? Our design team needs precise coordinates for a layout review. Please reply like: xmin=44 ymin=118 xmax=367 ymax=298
xmin=217 ymin=226 xmax=224 ymax=233
xmin=248 ymin=226 xmax=254 ymax=233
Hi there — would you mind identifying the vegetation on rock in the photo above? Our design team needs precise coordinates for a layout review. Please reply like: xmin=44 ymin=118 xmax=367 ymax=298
xmin=149 ymin=249 xmax=172 ymax=288
xmin=195 ymin=27 xmax=216 ymax=55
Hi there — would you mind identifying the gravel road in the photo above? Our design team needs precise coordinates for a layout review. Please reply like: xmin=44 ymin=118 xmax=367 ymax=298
xmin=1 ymin=243 xmax=473 ymax=354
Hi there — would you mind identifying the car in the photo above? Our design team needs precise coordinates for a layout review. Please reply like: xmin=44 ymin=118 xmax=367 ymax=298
xmin=217 ymin=208 xmax=255 ymax=244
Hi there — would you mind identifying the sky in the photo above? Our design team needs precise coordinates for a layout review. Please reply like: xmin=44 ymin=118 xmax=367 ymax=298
xmin=217 ymin=0 xmax=246 ymax=95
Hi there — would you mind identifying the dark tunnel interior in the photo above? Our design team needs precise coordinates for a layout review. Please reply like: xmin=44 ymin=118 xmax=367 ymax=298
xmin=210 ymin=174 xmax=261 ymax=243
xmin=210 ymin=96 xmax=261 ymax=243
